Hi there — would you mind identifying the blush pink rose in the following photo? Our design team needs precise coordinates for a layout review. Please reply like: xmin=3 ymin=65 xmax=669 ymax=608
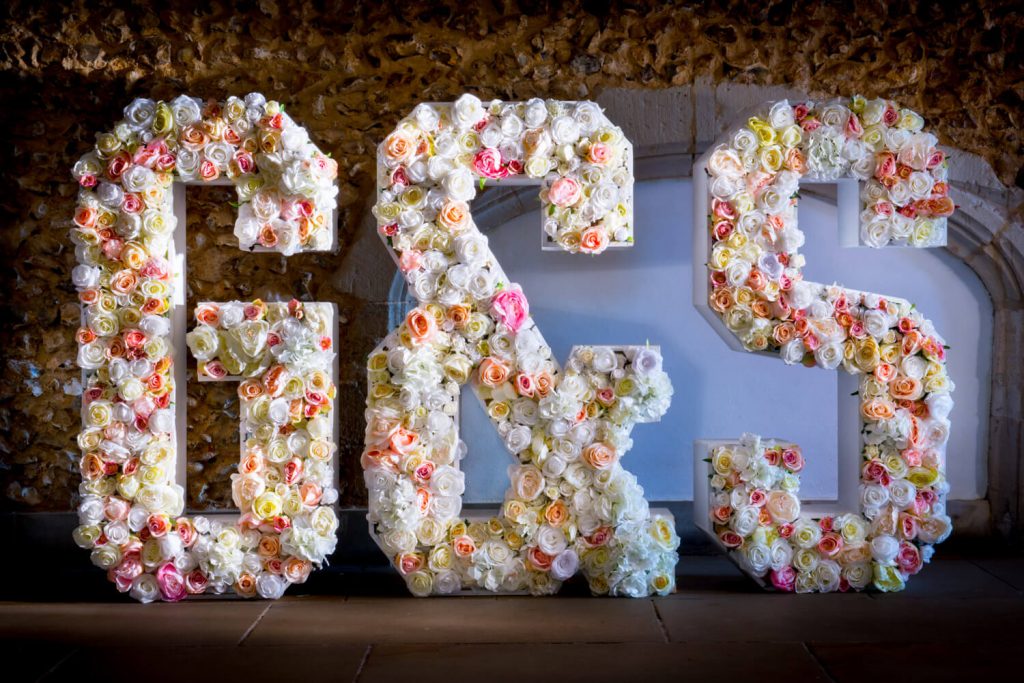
xmin=491 ymin=286 xmax=529 ymax=333
xmin=896 ymin=541 xmax=923 ymax=575
xmin=770 ymin=566 xmax=797 ymax=592
xmin=548 ymin=177 xmax=582 ymax=207
xmin=472 ymin=147 xmax=508 ymax=179
xmin=156 ymin=562 xmax=187 ymax=602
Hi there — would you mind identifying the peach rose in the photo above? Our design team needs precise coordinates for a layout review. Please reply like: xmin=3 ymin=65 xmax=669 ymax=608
xmin=535 ymin=371 xmax=553 ymax=397
xmin=453 ymin=535 xmax=477 ymax=557
xmin=889 ymin=375 xmax=923 ymax=401
xmin=511 ymin=465 xmax=545 ymax=501
xmin=544 ymin=500 xmax=569 ymax=527
xmin=582 ymin=442 xmax=617 ymax=470
xmin=405 ymin=307 xmax=437 ymax=346
xmin=765 ymin=490 xmax=800 ymax=523
xmin=527 ymin=546 xmax=553 ymax=572
xmin=389 ymin=427 xmax=420 ymax=455
xmin=579 ymin=227 xmax=610 ymax=254
xmin=478 ymin=357 xmax=510 ymax=387
xmin=447 ymin=304 xmax=470 ymax=328
xmin=438 ymin=200 xmax=471 ymax=233
xmin=861 ymin=397 xmax=896 ymax=421
xmin=383 ymin=130 xmax=416 ymax=163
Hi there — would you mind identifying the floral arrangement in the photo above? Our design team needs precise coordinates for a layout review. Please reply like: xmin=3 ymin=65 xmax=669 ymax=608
xmin=706 ymin=97 xmax=952 ymax=249
xmin=373 ymin=94 xmax=634 ymax=254
xmin=708 ymin=434 xmax=950 ymax=592
xmin=71 ymin=93 xmax=338 ymax=255
xmin=701 ymin=97 xmax=955 ymax=592
xmin=70 ymin=94 xmax=339 ymax=602
xmin=364 ymin=96 xmax=677 ymax=597
xmin=72 ymin=298 xmax=338 ymax=602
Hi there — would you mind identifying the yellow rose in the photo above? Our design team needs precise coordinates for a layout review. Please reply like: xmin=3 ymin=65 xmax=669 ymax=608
xmin=407 ymin=571 xmax=434 ymax=597
xmin=152 ymin=103 xmax=174 ymax=135
xmin=87 ymin=401 xmax=112 ymax=428
xmin=253 ymin=491 xmax=283 ymax=519
xmin=311 ymin=507 xmax=338 ymax=536
xmin=907 ymin=467 xmax=939 ymax=488
xmin=759 ymin=145 xmax=783 ymax=172
xmin=873 ymin=563 xmax=905 ymax=592
xmin=428 ymin=544 xmax=454 ymax=571
xmin=712 ymin=448 xmax=735 ymax=476
xmin=487 ymin=401 xmax=510 ymax=420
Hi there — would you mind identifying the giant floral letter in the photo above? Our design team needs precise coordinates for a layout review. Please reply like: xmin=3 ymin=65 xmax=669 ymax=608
xmin=364 ymin=96 xmax=678 ymax=597
xmin=693 ymin=97 xmax=955 ymax=593
xmin=70 ymin=94 xmax=340 ymax=602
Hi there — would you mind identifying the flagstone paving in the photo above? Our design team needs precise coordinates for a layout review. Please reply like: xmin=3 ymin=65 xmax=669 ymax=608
xmin=2 ymin=555 xmax=1021 ymax=682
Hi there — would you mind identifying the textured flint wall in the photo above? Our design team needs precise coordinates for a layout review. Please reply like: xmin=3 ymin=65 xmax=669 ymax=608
xmin=1 ymin=1 xmax=1021 ymax=511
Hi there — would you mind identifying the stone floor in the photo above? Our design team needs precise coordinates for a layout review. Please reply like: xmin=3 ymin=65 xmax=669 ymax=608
xmin=3 ymin=554 xmax=1023 ymax=683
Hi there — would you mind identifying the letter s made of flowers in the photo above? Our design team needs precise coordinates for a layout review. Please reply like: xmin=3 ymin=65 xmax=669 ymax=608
xmin=70 ymin=94 xmax=340 ymax=602
xmin=364 ymin=96 xmax=679 ymax=597
xmin=693 ymin=97 xmax=954 ymax=593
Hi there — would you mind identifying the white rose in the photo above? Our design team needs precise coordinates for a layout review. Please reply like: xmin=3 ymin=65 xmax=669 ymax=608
xmin=573 ymin=101 xmax=604 ymax=134
xmin=504 ymin=425 xmax=532 ymax=454
xmin=767 ymin=100 xmax=795 ymax=129
xmin=524 ymin=98 xmax=548 ymax=128
xmin=536 ymin=525 xmax=568 ymax=556
xmin=256 ymin=573 xmax=288 ymax=599
xmin=169 ymin=95 xmax=202 ymax=128
xmin=745 ymin=542 xmax=772 ymax=576
xmin=550 ymin=549 xmax=579 ymax=581
xmin=550 ymin=115 xmax=580 ymax=145
xmin=732 ymin=128 xmax=758 ymax=154
xmin=412 ymin=103 xmax=440 ymax=131
xmin=907 ymin=171 xmax=935 ymax=200
xmin=815 ymin=560 xmax=842 ymax=592
xmin=444 ymin=168 xmax=476 ymax=202
xmin=124 ymin=98 xmax=156 ymax=130
xmin=431 ymin=466 xmax=465 ymax=498
xmin=149 ymin=409 xmax=175 ymax=434
xmin=589 ymin=347 xmax=617 ymax=374
xmin=708 ymin=147 xmax=743 ymax=178
xmin=453 ymin=94 xmax=485 ymax=128
xmin=130 ymin=574 xmax=161 ymax=603
xmin=786 ymin=281 xmax=815 ymax=310
xmin=730 ymin=505 xmax=760 ymax=537
xmin=769 ymin=538 xmax=794 ymax=571
xmin=860 ymin=483 xmax=890 ymax=510
xmin=926 ymin=393 xmax=954 ymax=420
xmin=889 ymin=479 xmax=917 ymax=509
xmin=814 ymin=342 xmax=844 ymax=370
xmin=870 ymin=535 xmax=900 ymax=564
xmin=768 ymin=341 xmax=804 ymax=370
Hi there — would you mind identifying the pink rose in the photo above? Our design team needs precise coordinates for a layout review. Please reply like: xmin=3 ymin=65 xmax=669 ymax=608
xmin=472 ymin=147 xmax=508 ymax=179
xmin=587 ymin=142 xmax=612 ymax=165
xmin=399 ymin=249 xmax=422 ymax=273
xmin=156 ymin=562 xmax=187 ymax=602
xmin=896 ymin=541 xmax=923 ymax=575
xmin=185 ymin=569 xmax=209 ymax=594
xmin=491 ymin=285 xmax=529 ymax=333
xmin=548 ymin=177 xmax=582 ymax=207
xmin=782 ymin=448 xmax=804 ymax=472
xmin=770 ymin=566 xmax=797 ymax=592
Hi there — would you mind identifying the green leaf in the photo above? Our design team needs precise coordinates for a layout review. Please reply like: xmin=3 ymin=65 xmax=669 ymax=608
xmin=478 ymin=177 xmax=486 ymax=191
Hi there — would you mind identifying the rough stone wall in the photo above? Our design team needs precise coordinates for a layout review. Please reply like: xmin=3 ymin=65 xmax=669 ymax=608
xmin=1 ymin=0 xmax=1020 ymax=511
